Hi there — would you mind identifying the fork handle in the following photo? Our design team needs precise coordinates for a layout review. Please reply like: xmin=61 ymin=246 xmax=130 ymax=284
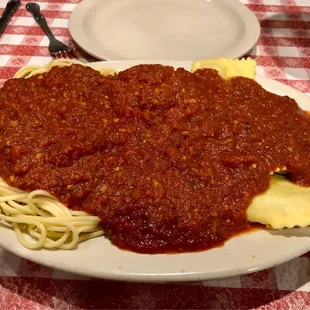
xmin=26 ymin=3 xmax=55 ymax=41
xmin=0 ymin=0 xmax=21 ymax=37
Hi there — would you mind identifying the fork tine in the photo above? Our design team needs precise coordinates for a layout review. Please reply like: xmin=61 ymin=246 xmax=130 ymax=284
xmin=64 ymin=50 xmax=75 ymax=59
xmin=60 ymin=51 xmax=67 ymax=59
xmin=54 ymin=51 xmax=62 ymax=59
xmin=62 ymin=51 xmax=72 ymax=59
xmin=67 ymin=51 xmax=75 ymax=59
xmin=69 ymin=49 xmax=78 ymax=59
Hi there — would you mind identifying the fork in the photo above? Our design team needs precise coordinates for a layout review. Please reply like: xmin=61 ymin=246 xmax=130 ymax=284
xmin=26 ymin=2 xmax=76 ymax=59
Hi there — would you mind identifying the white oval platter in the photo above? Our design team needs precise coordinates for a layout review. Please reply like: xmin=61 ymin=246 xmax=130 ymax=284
xmin=0 ymin=60 xmax=309 ymax=283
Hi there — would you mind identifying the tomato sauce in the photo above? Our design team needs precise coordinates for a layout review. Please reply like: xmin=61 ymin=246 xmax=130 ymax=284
xmin=0 ymin=64 xmax=310 ymax=253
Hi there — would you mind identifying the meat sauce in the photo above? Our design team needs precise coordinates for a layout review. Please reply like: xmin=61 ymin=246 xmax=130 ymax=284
xmin=0 ymin=64 xmax=310 ymax=253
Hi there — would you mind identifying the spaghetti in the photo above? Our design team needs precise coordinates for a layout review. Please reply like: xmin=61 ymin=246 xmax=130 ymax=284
xmin=0 ymin=59 xmax=117 ymax=250
xmin=14 ymin=58 xmax=117 ymax=79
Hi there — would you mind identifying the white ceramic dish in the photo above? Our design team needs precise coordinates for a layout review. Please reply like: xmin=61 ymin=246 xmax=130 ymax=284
xmin=1 ymin=60 xmax=310 ymax=283
xmin=69 ymin=0 xmax=260 ymax=60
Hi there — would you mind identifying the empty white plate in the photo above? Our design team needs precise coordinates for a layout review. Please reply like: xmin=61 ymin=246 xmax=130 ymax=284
xmin=69 ymin=0 xmax=260 ymax=60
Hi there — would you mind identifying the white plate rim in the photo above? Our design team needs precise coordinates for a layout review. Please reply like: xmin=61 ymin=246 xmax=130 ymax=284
xmin=68 ymin=0 xmax=261 ymax=61
xmin=0 ymin=60 xmax=310 ymax=283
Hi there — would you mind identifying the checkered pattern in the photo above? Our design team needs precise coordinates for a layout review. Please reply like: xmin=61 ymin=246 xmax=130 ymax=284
xmin=0 ymin=0 xmax=310 ymax=309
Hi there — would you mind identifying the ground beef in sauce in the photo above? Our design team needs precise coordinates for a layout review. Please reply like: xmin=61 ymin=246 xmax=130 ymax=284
xmin=0 ymin=64 xmax=310 ymax=253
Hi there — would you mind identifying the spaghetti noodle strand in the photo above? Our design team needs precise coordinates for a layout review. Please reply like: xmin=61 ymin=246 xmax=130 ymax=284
xmin=0 ymin=169 xmax=103 ymax=250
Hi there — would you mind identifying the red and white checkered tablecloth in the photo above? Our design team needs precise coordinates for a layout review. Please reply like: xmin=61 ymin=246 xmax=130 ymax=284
xmin=0 ymin=0 xmax=310 ymax=309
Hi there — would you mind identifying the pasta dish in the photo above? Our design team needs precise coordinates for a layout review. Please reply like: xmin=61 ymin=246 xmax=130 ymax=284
xmin=0 ymin=59 xmax=309 ymax=253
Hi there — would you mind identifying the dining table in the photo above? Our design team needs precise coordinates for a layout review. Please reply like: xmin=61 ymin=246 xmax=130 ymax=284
xmin=0 ymin=0 xmax=310 ymax=308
